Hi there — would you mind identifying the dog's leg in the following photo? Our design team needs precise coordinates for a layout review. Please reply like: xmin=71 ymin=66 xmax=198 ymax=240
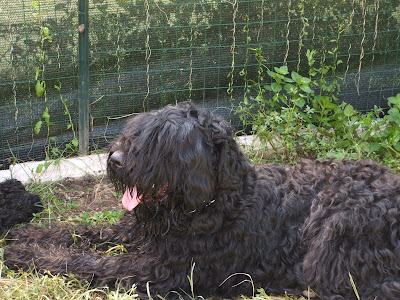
xmin=4 ymin=241 xmax=188 ymax=298
xmin=3 ymin=214 xmax=184 ymax=297
xmin=6 ymin=211 xmax=136 ymax=250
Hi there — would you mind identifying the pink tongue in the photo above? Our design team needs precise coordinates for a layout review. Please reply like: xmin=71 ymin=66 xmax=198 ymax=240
xmin=122 ymin=187 xmax=141 ymax=211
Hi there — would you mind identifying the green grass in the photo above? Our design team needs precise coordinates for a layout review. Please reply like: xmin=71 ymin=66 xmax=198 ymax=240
xmin=0 ymin=261 xmax=303 ymax=300
xmin=0 ymin=267 xmax=108 ymax=300
xmin=0 ymin=267 xmax=303 ymax=300
xmin=0 ymin=267 xmax=142 ymax=299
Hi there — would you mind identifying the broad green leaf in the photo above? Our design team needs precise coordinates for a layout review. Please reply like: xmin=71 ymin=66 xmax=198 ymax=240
xmin=284 ymin=84 xmax=296 ymax=94
xmin=343 ymin=104 xmax=355 ymax=117
xmin=306 ymin=49 xmax=316 ymax=63
xmin=34 ymin=121 xmax=42 ymax=135
xmin=274 ymin=66 xmax=289 ymax=75
xmin=300 ymin=77 xmax=311 ymax=84
xmin=387 ymin=108 xmax=400 ymax=124
xmin=36 ymin=163 xmax=44 ymax=173
xmin=300 ymin=85 xmax=313 ymax=94
xmin=368 ymin=143 xmax=381 ymax=153
xmin=282 ymin=77 xmax=294 ymax=83
xmin=321 ymin=97 xmax=337 ymax=109
xmin=271 ymin=83 xmax=282 ymax=93
xmin=325 ymin=152 xmax=346 ymax=160
xmin=267 ymin=70 xmax=277 ymax=78
xmin=41 ymin=26 xmax=50 ymax=36
xmin=388 ymin=94 xmax=400 ymax=107
xmin=43 ymin=108 xmax=50 ymax=123
xmin=35 ymin=80 xmax=45 ymax=97
xmin=291 ymin=71 xmax=301 ymax=83
xmin=291 ymin=71 xmax=311 ymax=84
xmin=294 ymin=98 xmax=306 ymax=108
xmin=267 ymin=71 xmax=285 ymax=81
xmin=388 ymin=107 xmax=399 ymax=115
xmin=264 ymin=84 xmax=272 ymax=92
xmin=72 ymin=138 xmax=79 ymax=148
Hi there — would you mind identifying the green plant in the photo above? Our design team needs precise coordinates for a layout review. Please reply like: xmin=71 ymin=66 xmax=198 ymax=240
xmin=34 ymin=24 xmax=52 ymax=139
xmin=71 ymin=210 xmax=124 ymax=226
xmin=238 ymin=39 xmax=348 ymax=161
xmin=31 ymin=1 xmax=78 ymax=173
xmin=237 ymin=26 xmax=400 ymax=165
xmin=366 ymin=93 xmax=400 ymax=157
xmin=25 ymin=182 xmax=63 ymax=225
xmin=236 ymin=7 xmax=400 ymax=166
xmin=238 ymin=20 xmax=346 ymax=161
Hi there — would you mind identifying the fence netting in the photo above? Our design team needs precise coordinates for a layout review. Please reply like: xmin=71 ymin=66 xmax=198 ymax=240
xmin=1 ymin=0 xmax=399 ymax=169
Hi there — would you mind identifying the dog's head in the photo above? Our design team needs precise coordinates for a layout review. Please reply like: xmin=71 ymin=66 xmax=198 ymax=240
xmin=108 ymin=102 xmax=248 ymax=220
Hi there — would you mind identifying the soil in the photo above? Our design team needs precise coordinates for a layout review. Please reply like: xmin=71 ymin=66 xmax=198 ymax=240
xmin=37 ymin=175 xmax=124 ymax=225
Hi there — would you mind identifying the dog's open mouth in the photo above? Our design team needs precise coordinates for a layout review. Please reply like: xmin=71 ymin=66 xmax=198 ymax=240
xmin=122 ymin=184 xmax=168 ymax=211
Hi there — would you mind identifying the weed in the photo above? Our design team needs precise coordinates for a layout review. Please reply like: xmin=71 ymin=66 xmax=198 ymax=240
xmin=31 ymin=1 xmax=79 ymax=174
xmin=67 ymin=198 xmax=80 ymax=210
xmin=0 ymin=266 xmax=105 ymax=299
xmin=237 ymin=41 xmax=400 ymax=166
xmin=237 ymin=40 xmax=347 ymax=161
xmin=71 ymin=210 xmax=124 ymax=226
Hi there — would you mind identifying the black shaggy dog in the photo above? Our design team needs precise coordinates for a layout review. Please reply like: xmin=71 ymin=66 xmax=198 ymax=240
xmin=0 ymin=179 xmax=42 ymax=235
xmin=3 ymin=101 xmax=400 ymax=299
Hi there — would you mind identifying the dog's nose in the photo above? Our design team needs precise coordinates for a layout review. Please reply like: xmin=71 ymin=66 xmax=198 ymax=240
xmin=109 ymin=150 xmax=125 ymax=166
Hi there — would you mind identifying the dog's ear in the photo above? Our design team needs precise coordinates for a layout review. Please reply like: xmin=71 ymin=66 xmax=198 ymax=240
xmin=207 ymin=113 xmax=247 ymax=192
xmin=179 ymin=122 xmax=216 ymax=211
xmin=182 ymin=160 xmax=215 ymax=211
xmin=176 ymin=104 xmax=248 ymax=209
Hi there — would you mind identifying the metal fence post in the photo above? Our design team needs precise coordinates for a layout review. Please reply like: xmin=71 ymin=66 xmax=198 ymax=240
xmin=78 ymin=0 xmax=89 ymax=154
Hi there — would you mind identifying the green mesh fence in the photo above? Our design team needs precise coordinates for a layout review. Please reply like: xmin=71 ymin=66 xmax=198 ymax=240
xmin=1 ymin=0 xmax=400 ymax=169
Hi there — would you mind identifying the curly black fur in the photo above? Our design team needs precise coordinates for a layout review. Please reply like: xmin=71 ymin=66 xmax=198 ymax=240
xmin=3 ymin=102 xmax=400 ymax=299
xmin=0 ymin=179 xmax=42 ymax=235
